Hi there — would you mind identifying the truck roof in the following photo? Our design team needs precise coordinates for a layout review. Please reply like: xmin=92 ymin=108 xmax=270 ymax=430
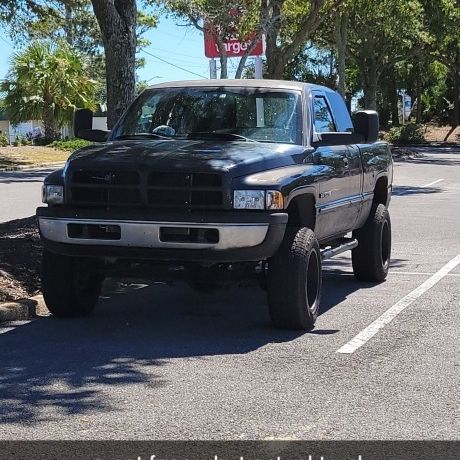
xmin=147 ymin=79 xmax=335 ymax=93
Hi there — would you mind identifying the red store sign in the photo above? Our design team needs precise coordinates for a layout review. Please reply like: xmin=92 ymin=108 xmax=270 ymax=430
xmin=204 ymin=27 xmax=264 ymax=58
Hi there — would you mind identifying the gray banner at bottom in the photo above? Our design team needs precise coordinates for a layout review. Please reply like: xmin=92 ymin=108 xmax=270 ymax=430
xmin=0 ymin=441 xmax=458 ymax=460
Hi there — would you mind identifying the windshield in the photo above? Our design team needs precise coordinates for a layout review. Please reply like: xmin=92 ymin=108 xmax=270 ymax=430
xmin=112 ymin=87 xmax=302 ymax=145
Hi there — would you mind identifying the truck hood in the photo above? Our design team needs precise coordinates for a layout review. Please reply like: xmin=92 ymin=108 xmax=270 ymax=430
xmin=67 ymin=139 xmax=309 ymax=177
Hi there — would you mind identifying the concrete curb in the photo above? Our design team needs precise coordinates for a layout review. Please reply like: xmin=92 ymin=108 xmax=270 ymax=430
xmin=0 ymin=162 xmax=65 ymax=173
xmin=0 ymin=294 xmax=48 ymax=323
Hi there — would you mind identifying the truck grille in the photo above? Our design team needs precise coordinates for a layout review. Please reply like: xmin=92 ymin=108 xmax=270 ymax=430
xmin=69 ymin=170 xmax=224 ymax=209
xmin=147 ymin=172 xmax=223 ymax=208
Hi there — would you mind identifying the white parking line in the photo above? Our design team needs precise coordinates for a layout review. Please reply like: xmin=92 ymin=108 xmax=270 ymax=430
xmin=422 ymin=179 xmax=444 ymax=187
xmin=337 ymin=253 xmax=460 ymax=354
xmin=390 ymin=271 xmax=460 ymax=277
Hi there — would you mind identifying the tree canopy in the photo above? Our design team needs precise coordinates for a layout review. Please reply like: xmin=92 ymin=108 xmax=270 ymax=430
xmin=1 ymin=41 xmax=98 ymax=138
xmin=1 ymin=0 xmax=459 ymax=134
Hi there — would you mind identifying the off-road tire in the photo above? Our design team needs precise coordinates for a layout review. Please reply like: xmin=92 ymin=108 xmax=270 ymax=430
xmin=352 ymin=203 xmax=391 ymax=282
xmin=41 ymin=250 xmax=103 ymax=318
xmin=267 ymin=227 xmax=322 ymax=330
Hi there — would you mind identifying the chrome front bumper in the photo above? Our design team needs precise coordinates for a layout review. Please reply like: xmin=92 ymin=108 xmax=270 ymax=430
xmin=38 ymin=217 xmax=269 ymax=251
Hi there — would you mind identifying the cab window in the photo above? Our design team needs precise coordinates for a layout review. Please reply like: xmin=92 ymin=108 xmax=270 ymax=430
xmin=313 ymin=96 xmax=336 ymax=133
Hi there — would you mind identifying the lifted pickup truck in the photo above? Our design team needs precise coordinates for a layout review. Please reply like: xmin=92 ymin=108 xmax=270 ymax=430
xmin=37 ymin=80 xmax=393 ymax=330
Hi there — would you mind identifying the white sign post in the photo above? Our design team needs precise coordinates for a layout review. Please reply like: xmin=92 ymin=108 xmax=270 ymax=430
xmin=254 ymin=56 xmax=265 ymax=126
xmin=254 ymin=56 xmax=263 ymax=79
xmin=209 ymin=59 xmax=217 ymax=79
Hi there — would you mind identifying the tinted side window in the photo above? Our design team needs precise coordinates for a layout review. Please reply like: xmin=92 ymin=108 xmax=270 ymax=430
xmin=326 ymin=92 xmax=354 ymax=132
xmin=314 ymin=96 xmax=336 ymax=133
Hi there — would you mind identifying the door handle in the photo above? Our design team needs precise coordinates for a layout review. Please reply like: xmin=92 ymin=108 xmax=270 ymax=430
xmin=343 ymin=158 xmax=349 ymax=167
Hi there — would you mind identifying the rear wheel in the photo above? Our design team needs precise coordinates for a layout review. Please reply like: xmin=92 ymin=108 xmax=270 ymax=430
xmin=267 ymin=227 xmax=322 ymax=330
xmin=352 ymin=203 xmax=391 ymax=282
xmin=42 ymin=250 xmax=104 ymax=318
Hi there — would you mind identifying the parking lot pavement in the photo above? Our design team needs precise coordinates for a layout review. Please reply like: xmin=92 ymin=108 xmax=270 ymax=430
xmin=0 ymin=148 xmax=459 ymax=440
xmin=0 ymin=168 xmax=58 ymax=223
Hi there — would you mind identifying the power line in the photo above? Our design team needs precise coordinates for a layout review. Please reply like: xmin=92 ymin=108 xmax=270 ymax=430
xmin=152 ymin=47 xmax=206 ymax=61
xmin=141 ymin=49 xmax=208 ymax=79
xmin=143 ymin=57 xmax=207 ymax=69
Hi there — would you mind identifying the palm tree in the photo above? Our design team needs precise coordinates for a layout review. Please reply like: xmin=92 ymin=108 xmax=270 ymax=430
xmin=1 ymin=41 xmax=98 ymax=139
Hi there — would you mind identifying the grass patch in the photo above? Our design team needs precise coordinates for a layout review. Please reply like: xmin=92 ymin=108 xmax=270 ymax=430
xmin=0 ymin=146 xmax=70 ymax=169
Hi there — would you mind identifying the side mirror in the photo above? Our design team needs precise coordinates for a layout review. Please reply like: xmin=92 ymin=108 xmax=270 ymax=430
xmin=73 ymin=108 xmax=109 ymax=142
xmin=353 ymin=110 xmax=379 ymax=143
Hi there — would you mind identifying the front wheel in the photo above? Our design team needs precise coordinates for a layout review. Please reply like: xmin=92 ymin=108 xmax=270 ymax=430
xmin=352 ymin=203 xmax=391 ymax=282
xmin=41 ymin=250 xmax=104 ymax=318
xmin=267 ymin=227 xmax=322 ymax=330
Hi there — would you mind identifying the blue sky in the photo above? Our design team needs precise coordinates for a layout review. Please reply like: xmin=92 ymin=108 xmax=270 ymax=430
xmin=0 ymin=15 xmax=257 ymax=83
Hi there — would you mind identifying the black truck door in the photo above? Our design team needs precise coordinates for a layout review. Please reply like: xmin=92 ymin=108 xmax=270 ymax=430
xmin=311 ymin=93 xmax=354 ymax=239
xmin=311 ymin=91 xmax=364 ymax=239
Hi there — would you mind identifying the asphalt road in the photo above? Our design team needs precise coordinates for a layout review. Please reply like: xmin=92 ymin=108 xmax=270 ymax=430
xmin=0 ymin=147 xmax=459 ymax=440
xmin=0 ymin=168 xmax=58 ymax=223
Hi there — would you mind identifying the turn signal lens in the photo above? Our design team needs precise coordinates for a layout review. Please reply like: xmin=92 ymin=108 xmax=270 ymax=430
xmin=266 ymin=190 xmax=284 ymax=210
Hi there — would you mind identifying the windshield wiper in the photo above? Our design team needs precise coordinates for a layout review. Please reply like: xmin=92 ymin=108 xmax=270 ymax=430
xmin=115 ymin=133 xmax=171 ymax=140
xmin=187 ymin=131 xmax=256 ymax=142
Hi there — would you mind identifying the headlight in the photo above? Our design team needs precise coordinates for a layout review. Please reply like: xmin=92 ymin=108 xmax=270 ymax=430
xmin=233 ymin=190 xmax=284 ymax=210
xmin=234 ymin=190 xmax=265 ymax=209
xmin=42 ymin=185 xmax=64 ymax=204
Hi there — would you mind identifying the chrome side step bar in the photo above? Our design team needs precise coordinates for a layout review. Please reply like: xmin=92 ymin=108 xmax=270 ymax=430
xmin=321 ymin=238 xmax=358 ymax=260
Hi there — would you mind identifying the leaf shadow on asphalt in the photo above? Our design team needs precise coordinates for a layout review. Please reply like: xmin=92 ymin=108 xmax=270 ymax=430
xmin=0 ymin=261 xmax=402 ymax=425
xmin=0 ymin=169 xmax=57 ymax=184
xmin=392 ymin=145 xmax=460 ymax=166
xmin=392 ymin=185 xmax=443 ymax=197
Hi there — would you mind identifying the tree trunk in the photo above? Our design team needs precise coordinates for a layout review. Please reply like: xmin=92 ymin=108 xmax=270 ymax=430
xmin=416 ymin=63 xmax=422 ymax=123
xmin=234 ymin=55 xmax=249 ymax=79
xmin=266 ymin=50 xmax=285 ymax=79
xmin=215 ymin=34 xmax=228 ymax=79
xmin=90 ymin=0 xmax=137 ymax=129
xmin=64 ymin=1 xmax=73 ymax=46
xmin=265 ymin=0 xmax=283 ymax=79
xmin=391 ymin=77 xmax=400 ymax=126
xmin=265 ymin=0 xmax=326 ymax=79
xmin=43 ymin=92 xmax=59 ymax=139
xmin=362 ymin=58 xmax=378 ymax=110
xmin=334 ymin=11 xmax=348 ymax=98
xmin=235 ymin=38 xmax=264 ymax=79
xmin=443 ymin=50 xmax=460 ymax=141
xmin=453 ymin=57 xmax=460 ymax=127
xmin=219 ymin=56 xmax=228 ymax=79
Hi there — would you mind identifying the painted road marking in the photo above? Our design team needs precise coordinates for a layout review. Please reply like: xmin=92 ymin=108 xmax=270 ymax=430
xmin=0 ymin=320 xmax=34 ymax=335
xmin=337 ymin=253 xmax=460 ymax=354
xmin=422 ymin=179 xmax=444 ymax=188
xmin=390 ymin=271 xmax=460 ymax=277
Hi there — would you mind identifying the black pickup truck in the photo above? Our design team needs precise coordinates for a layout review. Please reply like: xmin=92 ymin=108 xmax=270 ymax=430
xmin=37 ymin=80 xmax=393 ymax=330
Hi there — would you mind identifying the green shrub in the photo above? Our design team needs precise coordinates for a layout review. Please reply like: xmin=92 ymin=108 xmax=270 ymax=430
xmin=21 ymin=136 xmax=31 ymax=145
xmin=12 ymin=137 xmax=20 ymax=147
xmin=386 ymin=124 xmax=425 ymax=145
xmin=49 ymin=138 xmax=91 ymax=151
xmin=0 ymin=132 xmax=8 ymax=147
